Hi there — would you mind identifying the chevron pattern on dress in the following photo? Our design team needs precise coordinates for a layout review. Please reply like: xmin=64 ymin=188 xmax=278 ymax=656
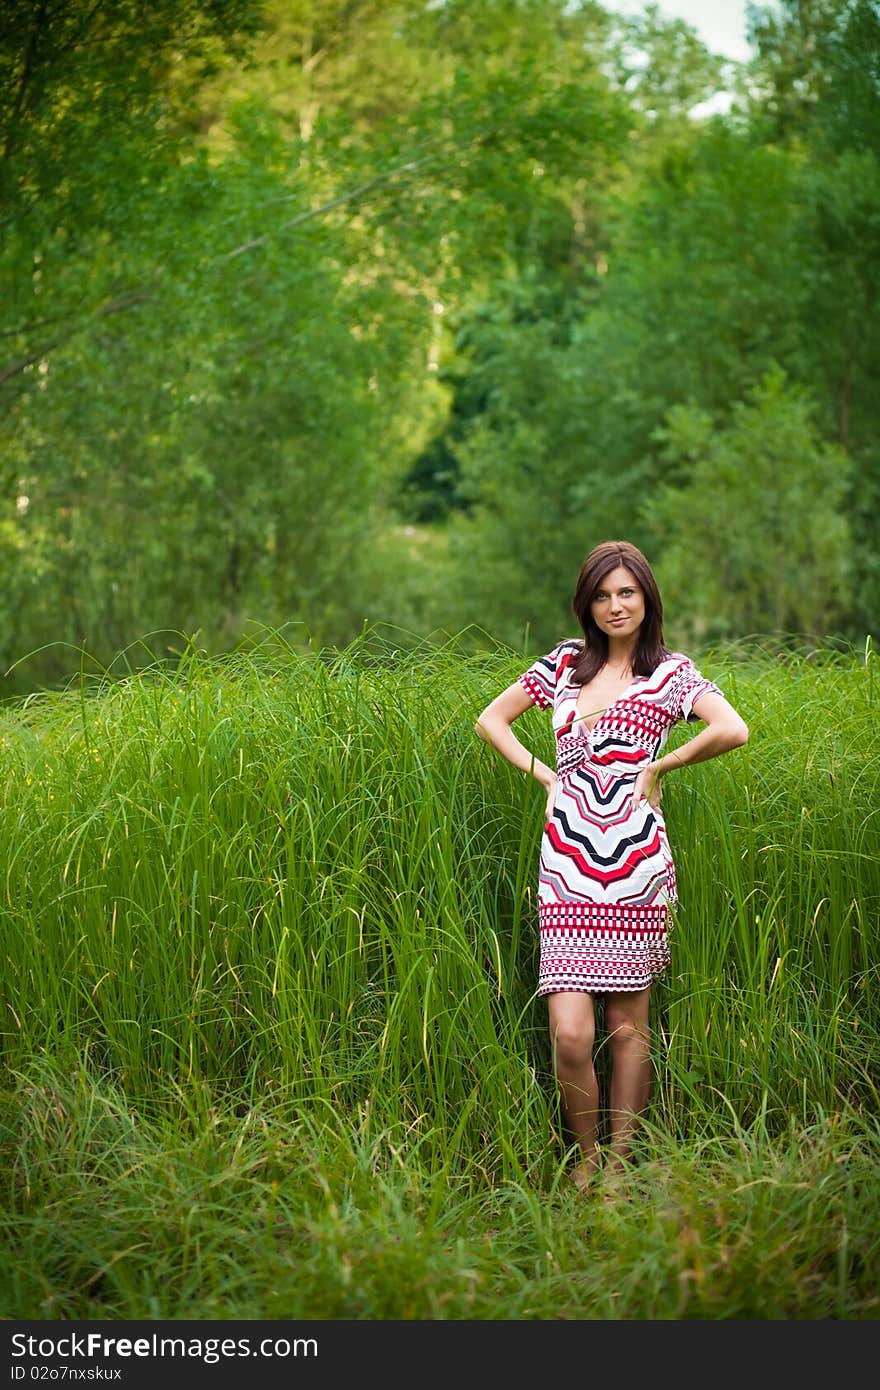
xmin=517 ymin=641 xmax=721 ymax=995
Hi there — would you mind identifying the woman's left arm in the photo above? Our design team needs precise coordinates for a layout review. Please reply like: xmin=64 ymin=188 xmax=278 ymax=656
xmin=633 ymin=692 xmax=749 ymax=809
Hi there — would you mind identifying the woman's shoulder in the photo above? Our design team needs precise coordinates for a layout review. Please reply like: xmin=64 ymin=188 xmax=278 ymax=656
xmin=518 ymin=637 xmax=582 ymax=709
xmin=553 ymin=637 xmax=583 ymax=673
xmin=642 ymin=651 xmax=699 ymax=696
xmin=529 ymin=636 xmax=582 ymax=667
xmin=555 ymin=637 xmax=583 ymax=656
xmin=656 ymin=649 xmax=713 ymax=673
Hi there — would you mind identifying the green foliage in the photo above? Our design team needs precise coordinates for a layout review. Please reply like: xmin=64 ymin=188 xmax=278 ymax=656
xmin=1 ymin=119 xmax=414 ymax=684
xmin=0 ymin=634 xmax=877 ymax=1317
xmin=611 ymin=1 xmax=728 ymax=121
xmin=2 ymin=0 xmax=879 ymax=688
xmin=0 ymin=0 xmax=264 ymax=365
xmin=745 ymin=0 xmax=880 ymax=149
xmin=641 ymin=368 xmax=853 ymax=643
xmin=0 ymin=0 xmax=634 ymax=690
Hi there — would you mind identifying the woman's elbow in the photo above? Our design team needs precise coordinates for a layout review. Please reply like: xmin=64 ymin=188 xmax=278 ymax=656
xmin=474 ymin=714 xmax=489 ymax=741
xmin=730 ymin=719 xmax=749 ymax=748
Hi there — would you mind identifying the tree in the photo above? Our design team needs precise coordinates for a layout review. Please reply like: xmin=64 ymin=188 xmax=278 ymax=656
xmin=743 ymin=0 xmax=880 ymax=630
xmin=639 ymin=368 xmax=852 ymax=643
xmin=0 ymin=0 xmax=264 ymax=389
xmin=744 ymin=0 xmax=880 ymax=148
xmin=0 ymin=0 xmax=630 ymax=687
xmin=610 ymin=2 xmax=728 ymax=123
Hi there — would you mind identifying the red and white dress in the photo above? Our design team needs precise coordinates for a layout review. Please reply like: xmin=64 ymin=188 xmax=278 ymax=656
xmin=518 ymin=641 xmax=721 ymax=995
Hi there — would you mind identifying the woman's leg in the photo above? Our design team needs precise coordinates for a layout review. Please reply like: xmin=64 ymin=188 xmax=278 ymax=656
xmin=603 ymin=987 xmax=652 ymax=1171
xmin=546 ymin=991 xmax=600 ymax=1187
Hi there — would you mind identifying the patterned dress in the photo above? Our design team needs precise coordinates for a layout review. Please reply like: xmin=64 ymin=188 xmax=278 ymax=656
xmin=518 ymin=641 xmax=721 ymax=995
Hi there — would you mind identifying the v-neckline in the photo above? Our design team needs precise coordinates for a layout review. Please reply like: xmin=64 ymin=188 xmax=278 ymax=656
xmin=572 ymin=673 xmax=643 ymax=734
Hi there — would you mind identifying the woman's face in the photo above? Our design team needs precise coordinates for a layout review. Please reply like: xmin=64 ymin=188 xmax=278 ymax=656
xmin=590 ymin=565 xmax=646 ymax=641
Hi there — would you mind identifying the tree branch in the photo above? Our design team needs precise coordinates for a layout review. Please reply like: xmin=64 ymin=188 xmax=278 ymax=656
xmin=0 ymin=288 xmax=149 ymax=384
xmin=1 ymin=139 xmax=461 ymax=383
xmin=222 ymin=150 xmax=442 ymax=259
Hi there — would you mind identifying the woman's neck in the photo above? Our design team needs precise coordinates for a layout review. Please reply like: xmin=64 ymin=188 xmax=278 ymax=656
xmin=606 ymin=638 xmax=637 ymax=672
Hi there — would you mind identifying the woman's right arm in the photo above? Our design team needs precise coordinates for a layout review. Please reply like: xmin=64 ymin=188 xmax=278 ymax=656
xmin=475 ymin=682 xmax=557 ymax=814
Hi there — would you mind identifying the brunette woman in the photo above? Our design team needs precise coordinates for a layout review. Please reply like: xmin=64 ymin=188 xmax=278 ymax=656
xmin=475 ymin=540 xmax=749 ymax=1194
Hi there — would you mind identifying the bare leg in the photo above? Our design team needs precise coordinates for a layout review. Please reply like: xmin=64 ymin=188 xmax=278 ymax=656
xmin=603 ymin=988 xmax=652 ymax=1174
xmin=547 ymin=992 xmax=600 ymax=1188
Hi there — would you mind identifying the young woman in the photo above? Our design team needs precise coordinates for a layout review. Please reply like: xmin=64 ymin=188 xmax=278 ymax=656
xmin=475 ymin=540 xmax=749 ymax=1195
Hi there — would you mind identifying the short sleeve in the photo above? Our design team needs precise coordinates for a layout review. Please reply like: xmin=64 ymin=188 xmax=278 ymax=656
xmin=517 ymin=645 xmax=563 ymax=711
xmin=673 ymin=658 xmax=723 ymax=723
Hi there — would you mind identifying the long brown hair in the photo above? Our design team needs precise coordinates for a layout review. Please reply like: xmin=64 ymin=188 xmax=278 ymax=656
xmin=570 ymin=540 xmax=671 ymax=686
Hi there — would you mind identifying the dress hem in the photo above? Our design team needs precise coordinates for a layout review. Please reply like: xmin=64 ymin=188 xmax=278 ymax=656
xmin=537 ymin=972 xmax=667 ymax=997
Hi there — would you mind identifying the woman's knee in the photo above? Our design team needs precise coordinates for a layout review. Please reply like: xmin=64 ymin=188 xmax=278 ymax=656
xmin=548 ymin=1013 xmax=595 ymax=1067
xmin=605 ymin=1005 xmax=650 ymax=1052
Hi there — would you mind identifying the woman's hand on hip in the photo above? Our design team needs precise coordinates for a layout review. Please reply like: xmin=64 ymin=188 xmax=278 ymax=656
xmin=632 ymin=762 xmax=663 ymax=812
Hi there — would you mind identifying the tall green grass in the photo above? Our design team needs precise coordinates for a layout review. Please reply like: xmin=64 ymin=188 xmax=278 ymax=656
xmin=1 ymin=627 xmax=877 ymax=1318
